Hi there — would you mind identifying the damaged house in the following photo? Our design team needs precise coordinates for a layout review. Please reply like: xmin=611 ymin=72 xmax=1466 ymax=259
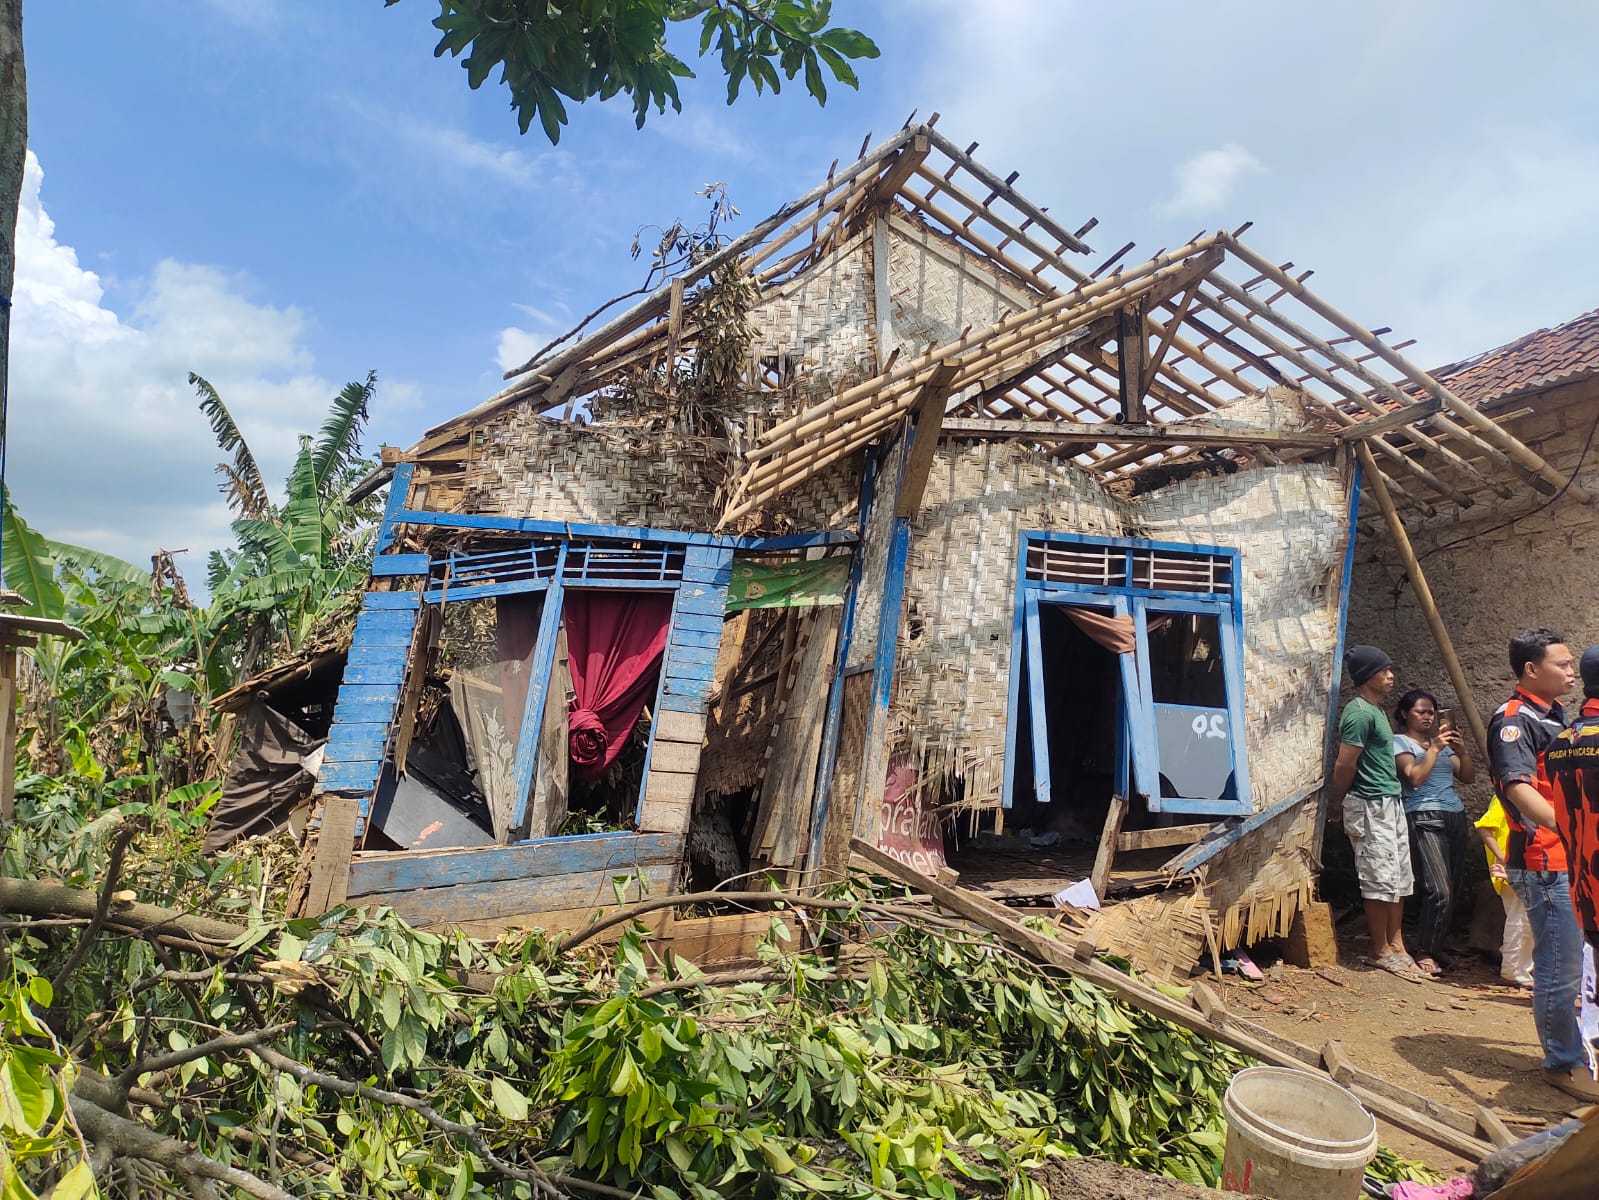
xmin=271 ymin=121 xmax=1573 ymax=978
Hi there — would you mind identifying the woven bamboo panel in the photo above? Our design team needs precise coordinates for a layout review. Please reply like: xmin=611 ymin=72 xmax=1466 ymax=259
xmin=1193 ymin=794 xmax=1321 ymax=951
xmin=890 ymin=442 xmax=1128 ymax=810
xmin=1134 ymin=463 xmax=1347 ymax=810
xmin=1083 ymin=885 xmax=1215 ymax=981
xmin=885 ymin=212 xmax=1034 ymax=354
xmin=748 ymin=232 xmax=876 ymax=409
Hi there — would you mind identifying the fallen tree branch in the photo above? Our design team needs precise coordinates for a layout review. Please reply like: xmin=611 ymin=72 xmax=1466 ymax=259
xmin=250 ymin=1044 xmax=566 ymax=1200
xmin=69 ymin=1093 xmax=295 ymax=1200
xmin=555 ymin=889 xmax=955 ymax=954
xmin=635 ymin=965 xmax=871 ymax=1000
xmin=50 ymin=820 xmax=141 ymax=996
xmin=120 ymin=1022 xmax=296 ymax=1089
xmin=0 ymin=876 xmax=247 ymax=945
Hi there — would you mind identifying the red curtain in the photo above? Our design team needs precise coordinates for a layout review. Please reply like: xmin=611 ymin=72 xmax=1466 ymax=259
xmin=563 ymin=591 xmax=673 ymax=780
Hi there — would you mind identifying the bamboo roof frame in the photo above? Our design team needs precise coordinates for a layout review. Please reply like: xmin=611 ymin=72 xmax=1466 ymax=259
xmin=413 ymin=120 xmax=1582 ymax=529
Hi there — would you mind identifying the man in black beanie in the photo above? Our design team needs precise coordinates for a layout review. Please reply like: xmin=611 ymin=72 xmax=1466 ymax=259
xmin=1330 ymin=645 xmax=1422 ymax=978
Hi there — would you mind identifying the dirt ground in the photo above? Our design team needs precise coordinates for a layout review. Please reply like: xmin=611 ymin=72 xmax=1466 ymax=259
xmin=1230 ymin=930 xmax=1586 ymax=1175
xmin=1032 ymin=1154 xmax=1216 ymax=1199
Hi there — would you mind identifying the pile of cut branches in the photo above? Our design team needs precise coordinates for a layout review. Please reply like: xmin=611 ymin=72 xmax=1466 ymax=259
xmin=1 ymin=803 xmax=1259 ymax=1200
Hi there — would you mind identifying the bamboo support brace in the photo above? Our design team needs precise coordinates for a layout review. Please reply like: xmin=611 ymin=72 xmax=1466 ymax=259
xmin=1356 ymin=442 xmax=1490 ymax=758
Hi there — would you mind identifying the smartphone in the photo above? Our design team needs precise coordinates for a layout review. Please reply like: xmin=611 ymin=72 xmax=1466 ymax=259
xmin=1438 ymin=709 xmax=1454 ymax=732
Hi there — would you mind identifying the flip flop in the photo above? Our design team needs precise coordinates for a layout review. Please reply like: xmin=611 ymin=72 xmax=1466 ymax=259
xmin=1374 ymin=953 xmax=1428 ymax=983
xmin=1411 ymin=956 xmax=1443 ymax=977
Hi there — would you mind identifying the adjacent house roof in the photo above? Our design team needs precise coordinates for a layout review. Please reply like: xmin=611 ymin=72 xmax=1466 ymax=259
xmin=1427 ymin=307 xmax=1599 ymax=410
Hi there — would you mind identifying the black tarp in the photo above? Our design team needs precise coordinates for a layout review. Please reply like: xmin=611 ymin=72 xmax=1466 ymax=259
xmin=205 ymin=699 xmax=324 ymax=854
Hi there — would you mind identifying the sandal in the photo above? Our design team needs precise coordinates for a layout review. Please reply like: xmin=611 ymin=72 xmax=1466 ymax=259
xmin=1373 ymin=953 xmax=1428 ymax=983
xmin=1412 ymin=956 xmax=1443 ymax=977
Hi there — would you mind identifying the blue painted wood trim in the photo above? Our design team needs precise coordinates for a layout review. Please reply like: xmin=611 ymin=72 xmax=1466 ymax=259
xmin=392 ymin=508 xmax=855 ymax=551
xmin=373 ymin=463 xmax=415 ymax=556
xmin=422 ymin=578 xmax=552 ymax=605
xmin=1164 ymin=780 xmax=1322 ymax=876
xmin=360 ymin=591 xmax=423 ymax=611
xmin=371 ymin=553 xmax=430 ymax=578
xmin=322 ymin=588 xmax=420 ymax=810
xmin=507 ymin=544 xmax=567 ymax=839
xmin=347 ymin=831 xmax=684 ymax=896
xmin=1023 ymin=592 xmax=1050 ymax=807
xmin=807 ymin=449 xmax=877 ymax=873
xmin=1024 ymin=528 xmax=1239 ymax=560
xmin=1321 ymin=458 xmax=1364 ymax=785
xmin=1218 ymin=603 xmax=1253 ymax=815
xmin=362 ymin=862 xmax=682 ymax=929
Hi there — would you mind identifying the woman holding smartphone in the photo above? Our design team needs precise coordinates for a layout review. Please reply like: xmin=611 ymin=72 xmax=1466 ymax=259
xmin=1393 ymin=689 xmax=1476 ymax=976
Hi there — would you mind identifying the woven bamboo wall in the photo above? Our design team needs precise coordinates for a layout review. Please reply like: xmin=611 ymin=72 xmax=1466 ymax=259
xmin=892 ymin=442 xmax=1348 ymax=815
xmin=893 ymin=443 xmax=1127 ymax=807
xmin=1133 ymin=463 xmax=1348 ymax=810
xmin=1192 ymin=795 xmax=1320 ymax=949
xmin=884 ymin=211 xmax=1033 ymax=357
xmin=748 ymin=230 xmax=877 ymax=408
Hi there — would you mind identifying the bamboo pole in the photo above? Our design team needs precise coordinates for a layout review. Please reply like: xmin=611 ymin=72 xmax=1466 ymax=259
xmin=749 ymin=241 xmax=1222 ymax=459
xmin=1201 ymin=272 xmax=1513 ymax=494
xmin=1223 ymin=236 xmax=1590 ymax=503
xmin=1355 ymin=443 xmax=1489 ymax=758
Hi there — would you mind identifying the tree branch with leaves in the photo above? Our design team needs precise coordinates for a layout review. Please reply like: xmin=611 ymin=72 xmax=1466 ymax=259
xmin=384 ymin=0 xmax=879 ymax=142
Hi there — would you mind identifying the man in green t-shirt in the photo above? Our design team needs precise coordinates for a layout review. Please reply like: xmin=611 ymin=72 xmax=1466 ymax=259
xmin=1330 ymin=645 xmax=1421 ymax=979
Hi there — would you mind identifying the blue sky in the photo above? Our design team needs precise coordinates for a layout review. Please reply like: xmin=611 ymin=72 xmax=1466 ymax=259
xmin=13 ymin=1 xmax=1599 ymax=570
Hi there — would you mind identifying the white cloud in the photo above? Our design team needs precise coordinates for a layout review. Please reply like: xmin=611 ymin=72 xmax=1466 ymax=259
xmin=6 ymin=152 xmax=404 ymax=578
xmin=1156 ymin=145 xmax=1265 ymax=217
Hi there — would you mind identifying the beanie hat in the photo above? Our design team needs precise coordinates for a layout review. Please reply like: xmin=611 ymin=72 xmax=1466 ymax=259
xmin=1582 ymin=645 xmax=1599 ymax=698
xmin=1345 ymin=645 xmax=1392 ymax=687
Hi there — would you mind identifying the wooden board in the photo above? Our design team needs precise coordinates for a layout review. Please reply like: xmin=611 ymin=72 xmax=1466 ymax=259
xmin=656 ymin=709 xmax=707 ymax=745
xmin=527 ymin=626 xmax=571 ymax=840
xmin=1115 ymin=822 xmax=1214 ymax=852
xmin=347 ymin=831 xmax=684 ymax=896
xmin=304 ymin=796 xmax=359 ymax=914
xmin=367 ymin=862 xmax=680 ymax=928
xmin=753 ymin=608 xmax=841 ymax=867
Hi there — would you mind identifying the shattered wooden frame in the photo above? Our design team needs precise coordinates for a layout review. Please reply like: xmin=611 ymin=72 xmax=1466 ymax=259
xmin=399 ymin=118 xmax=1579 ymax=535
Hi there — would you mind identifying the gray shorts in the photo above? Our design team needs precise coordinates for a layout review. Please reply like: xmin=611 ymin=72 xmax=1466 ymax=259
xmin=1344 ymin=794 xmax=1413 ymax=903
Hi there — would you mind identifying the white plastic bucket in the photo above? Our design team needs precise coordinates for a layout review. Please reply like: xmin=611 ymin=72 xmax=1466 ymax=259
xmin=1220 ymin=1066 xmax=1379 ymax=1199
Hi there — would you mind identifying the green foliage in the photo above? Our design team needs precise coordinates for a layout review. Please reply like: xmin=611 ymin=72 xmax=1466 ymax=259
xmin=1 ymin=483 xmax=65 ymax=619
xmin=384 ymin=0 xmax=880 ymax=143
xmin=2 ymin=784 xmax=1269 ymax=1199
xmin=0 ymin=970 xmax=100 ymax=1200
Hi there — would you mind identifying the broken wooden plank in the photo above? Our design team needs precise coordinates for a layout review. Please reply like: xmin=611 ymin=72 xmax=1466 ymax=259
xmin=1115 ymin=823 xmax=1215 ymax=853
xmin=1089 ymin=795 xmax=1127 ymax=899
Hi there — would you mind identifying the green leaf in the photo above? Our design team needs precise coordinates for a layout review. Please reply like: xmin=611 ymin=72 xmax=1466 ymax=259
xmin=26 ymin=978 xmax=52 ymax=1008
xmin=46 ymin=1160 xmax=95 ymax=1200
xmin=491 ymin=1077 xmax=530 ymax=1122
xmin=1 ymin=485 xmax=65 ymax=618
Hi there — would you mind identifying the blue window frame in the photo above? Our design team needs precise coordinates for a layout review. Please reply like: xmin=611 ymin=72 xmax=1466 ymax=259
xmin=1004 ymin=532 xmax=1251 ymax=817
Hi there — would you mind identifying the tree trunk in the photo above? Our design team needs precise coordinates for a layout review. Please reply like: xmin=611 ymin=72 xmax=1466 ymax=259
xmin=0 ymin=0 xmax=23 ymax=582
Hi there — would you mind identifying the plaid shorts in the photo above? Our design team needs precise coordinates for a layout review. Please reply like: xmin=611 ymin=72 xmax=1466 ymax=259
xmin=1344 ymin=794 xmax=1414 ymax=902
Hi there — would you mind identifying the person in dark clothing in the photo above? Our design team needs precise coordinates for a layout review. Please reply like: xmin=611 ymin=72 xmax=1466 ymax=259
xmin=1545 ymin=645 xmax=1599 ymax=997
xmin=1393 ymin=688 xmax=1476 ymax=976
xmin=1487 ymin=628 xmax=1596 ymax=1102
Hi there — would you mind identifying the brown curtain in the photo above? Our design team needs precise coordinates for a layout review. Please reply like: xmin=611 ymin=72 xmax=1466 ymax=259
xmin=1060 ymin=606 xmax=1172 ymax=654
xmin=1063 ymin=607 xmax=1137 ymax=654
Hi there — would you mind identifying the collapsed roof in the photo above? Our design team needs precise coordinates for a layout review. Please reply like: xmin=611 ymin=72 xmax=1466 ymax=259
xmin=412 ymin=119 xmax=1584 ymax=529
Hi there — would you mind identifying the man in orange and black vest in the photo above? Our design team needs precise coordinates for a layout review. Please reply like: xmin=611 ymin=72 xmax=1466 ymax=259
xmin=1487 ymin=628 xmax=1597 ymax=1101
xmin=1546 ymin=646 xmax=1599 ymax=1037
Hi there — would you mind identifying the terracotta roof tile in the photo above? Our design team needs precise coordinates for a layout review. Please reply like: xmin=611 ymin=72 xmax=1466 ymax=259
xmin=1425 ymin=307 xmax=1599 ymax=408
